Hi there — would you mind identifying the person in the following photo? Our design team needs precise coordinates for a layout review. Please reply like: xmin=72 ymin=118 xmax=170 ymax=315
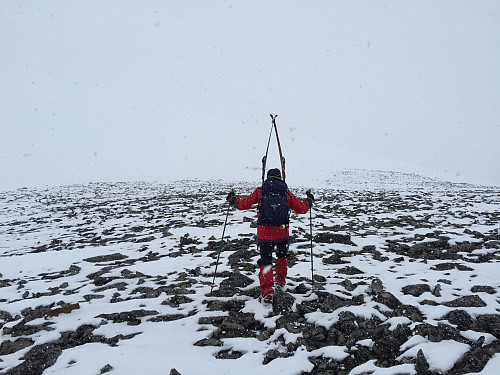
xmin=226 ymin=168 xmax=315 ymax=301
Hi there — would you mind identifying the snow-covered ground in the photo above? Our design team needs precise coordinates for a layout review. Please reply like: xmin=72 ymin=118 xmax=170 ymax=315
xmin=0 ymin=171 xmax=499 ymax=374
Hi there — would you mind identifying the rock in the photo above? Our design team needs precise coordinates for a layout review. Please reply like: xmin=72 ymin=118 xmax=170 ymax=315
xmin=0 ymin=338 xmax=34 ymax=355
xmin=193 ymin=338 xmax=224 ymax=347
xmin=414 ymin=323 xmax=464 ymax=343
xmin=293 ymin=283 xmax=309 ymax=294
xmin=338 ymin=266 xmax=364 ymax=275
xmin=401 ymin=284 xmax=431 ymax=297
xmin=83 ymin=253 xmax=127 ymax=263
xmin=100 ymin=364 xmax=113 ymax=374
xmin=4 ymin=343 xmax=62 ymax=375
xmin=471 ymin=285 xmax=496 ymax=294
xmin=369 ymin=279 xmax=384 ymax=298
xmin=394 ymin=305 xmax=424 ymax=322
xmin=322 ymin=254 xmax=348 ymax=265
xmin=313 ymin=233 xmax=356 ymax=245
xmin=444 ymin=295 xmax=487 ymax=308
xmin=374 ymin=292 xmax=402 ymax=309
xmin=273 ymin=291 xmax=295 ymax=315
xmin=318 ymin=292 xmax=347 ymax=313
xmin=432 ymin=284 xmax=442 ymax=297
xmin=340 ymin=279 xmax=357 ymax=291
xmin=219 ymin=271 xmax=253 ymax=290
xmin=170 ymin=369 xmax=182 ymax=375
xmin=415 ymin=349 xmax=431 ymax=375
xmin=470 ymin=315 xmax=500 ymax=338
xmin=448 ymin=344 xmax=490 ymax=375
xmin=445 ymin=310 xmax=474 ymax=331
xmin=431 ymin=262 xmax=456 ymax=271
xmin=215 ymin=349 xmax=243 ymax=359
xmin=97 ymin=310 xmax=159 ymax=325
xmin=303 ymin=325 xmax=328 ymax=344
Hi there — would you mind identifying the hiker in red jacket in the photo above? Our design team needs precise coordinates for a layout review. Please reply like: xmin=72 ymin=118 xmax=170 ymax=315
xmin=227 ymin=168 xmax=315 ymax=301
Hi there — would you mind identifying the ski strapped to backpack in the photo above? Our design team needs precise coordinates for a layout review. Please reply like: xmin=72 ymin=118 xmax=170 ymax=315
xmin=262 ymin=114 xmax=286 ymax=185
xmin=258 ymin=114 xmax=290 ymax=228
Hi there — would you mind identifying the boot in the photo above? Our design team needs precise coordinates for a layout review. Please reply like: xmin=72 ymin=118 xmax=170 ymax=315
xmin=275 ymin=257 xmax=287 ymax=289
xmin=259 ymin=265 xmax=274 ymax=298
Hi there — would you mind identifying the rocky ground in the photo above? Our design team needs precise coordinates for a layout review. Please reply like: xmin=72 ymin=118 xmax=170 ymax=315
xmin=0 ymin=176 xmax=499 ymax=374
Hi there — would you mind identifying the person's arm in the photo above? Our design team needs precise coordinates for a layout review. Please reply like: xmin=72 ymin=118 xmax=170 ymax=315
xmin=236 ymin=188 xmax=261 ymax=210
xmin=286 ymin=190 xmax=310 ymax=214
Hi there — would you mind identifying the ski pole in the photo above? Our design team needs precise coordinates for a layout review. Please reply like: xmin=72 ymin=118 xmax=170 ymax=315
xmin=211 ymin=199 xmax=231 ymax=293
xmin=309 ymin=195 xmax=314 ymax=289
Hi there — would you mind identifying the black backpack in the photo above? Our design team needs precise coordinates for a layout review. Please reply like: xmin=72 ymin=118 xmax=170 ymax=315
xmin=257 ymin=178 xmax=290 ymax=226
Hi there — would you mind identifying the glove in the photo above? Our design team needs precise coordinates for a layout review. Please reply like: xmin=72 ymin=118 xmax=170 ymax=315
xmin=226 ymin=190 xmax=237 ymax=205
xmin=306 ymin=189 xmax=315 ymax=208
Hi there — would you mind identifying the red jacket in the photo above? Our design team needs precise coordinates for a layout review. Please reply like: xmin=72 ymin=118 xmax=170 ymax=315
xmin=236 ymin=186 xmax=309 ymax=241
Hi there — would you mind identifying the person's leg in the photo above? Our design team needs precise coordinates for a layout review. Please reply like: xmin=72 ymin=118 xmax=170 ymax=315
xmin=275 ymin=240 xmax=289 ymax=286
xmin=258 ymin=241 xmax=274 ymax=298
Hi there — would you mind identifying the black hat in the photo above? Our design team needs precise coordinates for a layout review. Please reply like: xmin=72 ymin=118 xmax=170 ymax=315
xmin=267 ymin=168 xmax=281 ymax=179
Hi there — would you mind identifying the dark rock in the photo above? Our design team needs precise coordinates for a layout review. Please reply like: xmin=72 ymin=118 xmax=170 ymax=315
xmin=414 ymin=323 xmax=464 ymax=343
xmin=432 ymin=284 xmax=442 ymax=297
xmin=162 ymin=295 xmax=194 ymax=307
xmin=0 ymin=338 xmax=34 ymax=355
xmin=338 ymin=266 xmax=364 ymax=275
xmin=318 ymin=292 xmax=347 ymax=313
xmin=179 ymin=234 xmax=201 ymax=246
xmin=293 ymin=283 xmax=309 ymax=294
xmin=219 ymin=271 xmax=253 ymax=290
xmin=401 ymin=284 xmax=431 ymax=297
xmin=193 ymin=338 xmax=223 ymax=347
xmin=303 ymin=325 xmax=328 ymax=344
xmin=431 ymin=262 xmax=456 ymax=271
xmin=206 ymin=300 xmax=246 ymax=312
xmin=374 ymin=291 xmax=402 ymax=309
xmin=313 ymin=233 xmax=356 ymax=246
xmin=97 ymin=310 xmax=159 ymax=325
xmin=471 ymin=285 xmax=496 ymax=294
xmin=444 ymin=295 xmax=487 ymax=308
xmin=445 ymin=310 xmax=474 ymax=331
xmin=215 ymin=349 xmax=243 ymax=359
xmin=340 ymin=279 xmax=356 ymax=291
xmin=322 ymin=254 xmax=348 ymax=265
xmin=394 ymin=305 xmax=424 ymax=322
xmin=370 ymin=278 xmax=384 ymax=296
xmin=84 ymin=253 xmax=128 ymax=263
xmin=448 ymin=343 xmax=490 ymax=375
xmin=0 ymin=310 xmax=13 ymax=322
xmin=470 ymin=315 xmax=500 ymax=338
xmin=415 ymin=349 xmax=431 ymax=375
xmin=100 ymin=364 xmax=113 ymax=374
xmin=3 ymin=322 xmax=54 ymax=337
xmin=170 ymin=369 xmax=182 ymax=375
xmin=313 ymin=274 xmax=327 ymax=283
xmin=148 ymin=314 xmax=186 ymax=322
xmin=273 ymin=291 xmax=295 ymax=315
xmin=4 ymin=343 xmax=62 ymax=375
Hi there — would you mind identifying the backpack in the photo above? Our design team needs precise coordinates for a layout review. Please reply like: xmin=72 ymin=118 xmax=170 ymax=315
xmin=257 ymin=178 xmax=290 ymax=226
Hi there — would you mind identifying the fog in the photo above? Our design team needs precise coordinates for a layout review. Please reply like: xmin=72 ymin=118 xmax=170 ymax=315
xmin=1 ymin=1 xmax=499 ymax=191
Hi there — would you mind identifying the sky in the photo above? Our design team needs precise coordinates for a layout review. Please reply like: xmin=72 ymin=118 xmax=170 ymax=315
xmin=1 ymin=0 xmax=500 ymax=191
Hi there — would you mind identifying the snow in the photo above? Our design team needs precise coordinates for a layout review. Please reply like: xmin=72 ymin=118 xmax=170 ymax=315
xmin=397 ymin=340 xmax=471 ymax=373
xmin=0 ymin=177 xmax=499 ymax=374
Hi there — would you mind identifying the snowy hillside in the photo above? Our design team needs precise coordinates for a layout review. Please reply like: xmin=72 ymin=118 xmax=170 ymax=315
xmin=1 ymin=172 xmax=499 ymax=375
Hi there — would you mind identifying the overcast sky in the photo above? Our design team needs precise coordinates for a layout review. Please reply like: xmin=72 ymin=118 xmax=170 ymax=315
xmin=1 ymin=0 xmax=499 ymax=191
